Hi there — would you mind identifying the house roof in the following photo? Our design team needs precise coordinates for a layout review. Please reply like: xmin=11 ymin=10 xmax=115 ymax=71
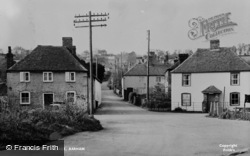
xmin=240 ymin=55 xmax=250 ymax=65
xmin=8 ymin=46 xmax=87 ymax=72
xmin=172 ymin=48 xmax=250 ymax=73
xmin=123 ymin=63 xmax=170 ymax=76
xmin=202 ymin=85 xmax=222 ymax=94
xmin=167 ymin=61 xmax=180 ymax=71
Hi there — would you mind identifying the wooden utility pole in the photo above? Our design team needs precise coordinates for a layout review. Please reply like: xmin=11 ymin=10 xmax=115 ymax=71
xmin=74 ymin=11 xmax=109 ymax=116
xmin=147 ymin=30 xmax=150 ymax=102
xmin=96 ymin=56 xmax=98 ymax=79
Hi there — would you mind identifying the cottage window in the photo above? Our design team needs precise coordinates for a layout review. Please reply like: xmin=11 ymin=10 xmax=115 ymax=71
xmin=66 ymin=91 xmax=76 ymax=103
xmin=181 ymin=93 xmax=191 ymax=106
xmin=182 ymin=74 xmax=191 ymax=86
xmin=230 ymin=73 xmax=239 ymax=85
xmin=20 ymin=92 xmax=30 ymax=104
xmin=156 ymin=76 xmax=161 ymax=82
xmin=230 ymin=92 xmax=240 ymax=106
xmin=65 ymin=72 xmax=76 ymax=82
xmin=20 ymin=72 xmax=30 ymax=82
xmin=43 ymin=72 xmax=53 ymax=82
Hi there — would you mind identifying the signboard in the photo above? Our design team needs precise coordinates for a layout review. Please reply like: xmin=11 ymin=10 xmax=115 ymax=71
xmin=188 ymin=12 xmax=237 ymax=40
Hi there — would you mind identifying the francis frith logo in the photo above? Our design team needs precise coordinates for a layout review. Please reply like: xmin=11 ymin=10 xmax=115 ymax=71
xmin=188 ymin=12 xmax=237 ymax=40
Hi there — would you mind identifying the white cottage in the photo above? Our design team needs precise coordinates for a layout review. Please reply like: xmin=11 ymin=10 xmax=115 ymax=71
xmin=171 ymin=40 xmax=250 ymax=112
xmin=122 ymin=63 xmax=170 ymax=100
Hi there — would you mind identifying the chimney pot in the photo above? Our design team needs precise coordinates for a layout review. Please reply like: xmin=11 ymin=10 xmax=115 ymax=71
xmin=210 ymin=39 xmax=220 ymax=50
xmin=6 ymin=46 xmax=14 ymax=69
xmin=8 ymin=46 xmax=11 ymax=53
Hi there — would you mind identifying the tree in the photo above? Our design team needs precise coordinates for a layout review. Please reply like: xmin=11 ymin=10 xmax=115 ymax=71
xmin=12 ymin=46 xmax=31 ymax=60
xmin=184 ymin=49 xmax=193 ymax=55
xmin=127 ymin=51 xmax=137 ymax=66
xmin=0 ymin=49 xmax=4 ymax=54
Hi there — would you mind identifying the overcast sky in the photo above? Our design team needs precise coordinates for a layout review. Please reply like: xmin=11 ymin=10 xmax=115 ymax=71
xmin=1 ymin=0 xmax=250 ymax=55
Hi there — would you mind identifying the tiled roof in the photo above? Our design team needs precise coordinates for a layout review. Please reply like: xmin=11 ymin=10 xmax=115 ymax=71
xmin=8 ymin=46 xmax=87 ymax=72
xmin=123 ymin=63 xmax=170 ymax=76
xmin=172 ymin=48 xmax=250 ymax=73
xmin=240 ymin=55 xmax=250 ymax=65
xmin=202 ymin=85 xmax=222 ymax=94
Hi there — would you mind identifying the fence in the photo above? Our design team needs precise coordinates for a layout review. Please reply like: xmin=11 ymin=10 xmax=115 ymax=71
xmin=172 ymin=102 xmax=203 ymax=112
xmin=172 ymin=102 xmax=231 ymax=113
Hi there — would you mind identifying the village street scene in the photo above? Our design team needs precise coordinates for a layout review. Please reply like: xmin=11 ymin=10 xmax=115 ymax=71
xmin=0 ymin=0 xmax=250 ymax=156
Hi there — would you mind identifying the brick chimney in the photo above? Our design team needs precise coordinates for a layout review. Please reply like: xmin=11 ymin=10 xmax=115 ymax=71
xmin=62 ymin=37 xmax=76 ymax=55
xmin=210 ymin=39 xmax=220 ymax=50
xmin=5 ymin=46 xmax=15 ymax=69
xmin=178 ymin=54 xmax=189 ymax=64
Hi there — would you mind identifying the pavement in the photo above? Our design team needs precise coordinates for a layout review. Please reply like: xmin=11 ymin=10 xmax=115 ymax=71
xmin=63 ymin=82 xmax=250 ymax=156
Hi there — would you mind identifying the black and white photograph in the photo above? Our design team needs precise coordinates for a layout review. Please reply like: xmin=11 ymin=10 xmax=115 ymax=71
xmin=0 ymin=0 xmax=250 ymax=156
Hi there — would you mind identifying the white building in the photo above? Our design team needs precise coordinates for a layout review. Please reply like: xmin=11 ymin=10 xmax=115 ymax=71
xmin=122 ymin=63 xmax=170 ymax=100
xmin=171 ymin=40 xmax=250 ymax=112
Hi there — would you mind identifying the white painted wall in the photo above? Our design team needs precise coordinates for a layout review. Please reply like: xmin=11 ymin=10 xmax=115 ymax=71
xmin=95 ymin=80 xmax=102 ymax=107
xmin=171 ymin=72 xmax=250 ymax=111
xmin=123 ymin=76 xmax=165 ymax=95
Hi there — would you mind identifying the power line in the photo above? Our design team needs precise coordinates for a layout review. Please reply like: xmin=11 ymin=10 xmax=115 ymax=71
xmin=74 ymin=11 xmax=109 ymax=117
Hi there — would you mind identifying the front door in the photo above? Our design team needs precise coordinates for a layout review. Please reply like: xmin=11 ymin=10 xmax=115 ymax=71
xmin=207 ymin=94 xmax=217 ymax=112
xmin=44 ymin=94 xmax=53 ymax=106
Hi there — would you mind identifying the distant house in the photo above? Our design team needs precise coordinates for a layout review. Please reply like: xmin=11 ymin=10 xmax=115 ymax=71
xmin=171 ymin=40 xmax=250 ymax=112
xmin=122 ymin=53 xmax=170 ymax=100
xmin=7 ymin=37 xmax=89 ymax=110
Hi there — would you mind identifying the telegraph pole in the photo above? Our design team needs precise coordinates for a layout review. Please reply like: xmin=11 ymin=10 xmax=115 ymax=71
xmin=147 ymin=30 xmax=150 ymax=103
xmin=96 ymin=56 xmax=98 ymax=79
xmin=74 ymin=11 xmax=109 ymax=116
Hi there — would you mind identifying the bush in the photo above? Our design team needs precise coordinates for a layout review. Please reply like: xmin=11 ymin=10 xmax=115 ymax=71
xmin=174 ymin=107 xmax=184 ymax=112
xmin=0 ymin=102 xmax=103 ymax=150
xmin=219 ymin=109 xmax=250 ymax=121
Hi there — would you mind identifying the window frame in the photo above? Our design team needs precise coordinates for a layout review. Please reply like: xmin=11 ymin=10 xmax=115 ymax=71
xmin=230 ymin=92 xmax=240 ymax=106
xmin=20 ymin=72 xmax=30 ymax=82
xmin=181 ymin=93 xmax=191 ymax=106
xmin=20 ymin=91 xmax=31 ymax=104
xmin=182 ymin=74 xmax=191 ymax=86
xmin=65 ymin=72 xmax=76 ymax=82
xmin=43 ymin=72 xmax=53 ymax=82
xmin=230 ymin=73 xmax=240 ymax=86
xmin=156 ymin=76 xmax=161 ymax=83
xmin=66 ymin=91 xmax=76 ymax=103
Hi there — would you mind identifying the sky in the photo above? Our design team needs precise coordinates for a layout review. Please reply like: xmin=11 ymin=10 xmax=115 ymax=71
xmin=0 ymin=0 xmax=250 ymax=55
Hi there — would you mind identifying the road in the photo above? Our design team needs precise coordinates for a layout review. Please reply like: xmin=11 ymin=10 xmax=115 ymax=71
xmin=64 ymin=82 xmax=250 ymax=156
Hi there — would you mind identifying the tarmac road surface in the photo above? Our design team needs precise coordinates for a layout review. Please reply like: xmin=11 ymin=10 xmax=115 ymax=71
xmin=63 ymin=82 xmax=250 ymax=156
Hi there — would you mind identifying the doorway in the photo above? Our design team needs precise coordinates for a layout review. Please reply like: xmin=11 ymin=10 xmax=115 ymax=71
xmin=43 ymin=93 xmax=54 ymax=106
